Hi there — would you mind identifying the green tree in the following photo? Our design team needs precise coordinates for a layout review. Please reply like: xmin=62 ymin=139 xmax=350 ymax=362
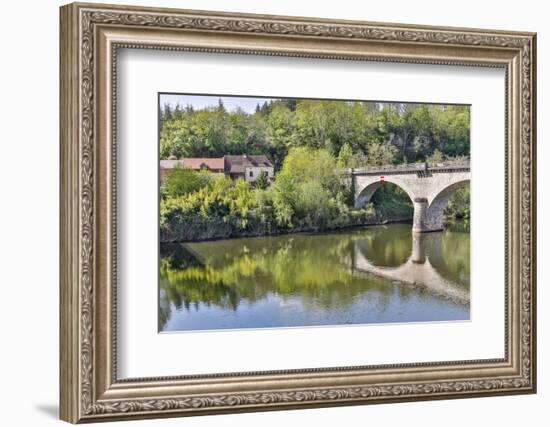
xmin=426 ymin=148 xmax=445 ymax=163
xmin=337 ymin=142 xmax=356 ymax=168
xmin=445 ymin=185 xmax=470 ymax=219
xmin=433 ymin=105 xmax=470 ymax=157
xmin=255 ymin=170 xmax=269 ymax=189
xmin=365 ymin=141 xmax=397 ymax=166
xmin=162 ymin=167 xmax=210 ymax=199
xmin=269 ymin=174 xmax=297 ymax=227
xmin=160 ymin=116 xmax=194 ymax=159
xmin=162 ymin=103 xmax=173 ymax=122
xmin=277 ymin=146 xmax=341 ymax=193
xmin=269 ymin=147 xmax=346 ymax=229
xmin=225 ymin=110 xmax=248 ymax=154
xmin=266 ymin=104 xmax=296 ymax=168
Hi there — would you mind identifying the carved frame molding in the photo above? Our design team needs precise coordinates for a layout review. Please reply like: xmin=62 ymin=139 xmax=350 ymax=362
xmin=60 ymin=2 xmax=536 ymax=423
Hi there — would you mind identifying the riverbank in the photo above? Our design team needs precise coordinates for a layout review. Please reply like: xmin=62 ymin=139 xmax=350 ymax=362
xmin=159 ymin=209 xmax=465 ymax=244
xmin=160 ymin=216 xmax=414 ymax=243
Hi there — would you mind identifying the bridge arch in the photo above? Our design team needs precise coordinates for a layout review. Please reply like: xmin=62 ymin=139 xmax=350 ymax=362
xmin=350 ymin=161 xmax=471 ymax=232
xmin=421 ymin=179 xmax=470 ymax=232
xmin=354 ymin=177 xmax=415 ymax=209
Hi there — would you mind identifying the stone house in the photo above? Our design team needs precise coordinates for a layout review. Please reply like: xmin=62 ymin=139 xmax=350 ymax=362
xmin=160 ymin=155 xmax=274 ymax=184
xmin=223 ymin=155 xmax=274 ymax=183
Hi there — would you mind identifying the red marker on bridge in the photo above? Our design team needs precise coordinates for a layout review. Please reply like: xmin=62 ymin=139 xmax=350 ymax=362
xmin=379 ymin=176 xmax=384 ymax=181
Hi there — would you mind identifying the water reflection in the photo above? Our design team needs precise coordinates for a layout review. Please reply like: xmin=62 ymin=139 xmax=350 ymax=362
xmin=160 ymin=223 xmax=470 ymax=332
xmin=354 ymin=231 xmax=469 ymax=304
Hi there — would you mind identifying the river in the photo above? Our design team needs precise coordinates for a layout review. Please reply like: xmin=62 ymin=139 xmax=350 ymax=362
xmin=159 ymin=222 xmax=470 ymax=332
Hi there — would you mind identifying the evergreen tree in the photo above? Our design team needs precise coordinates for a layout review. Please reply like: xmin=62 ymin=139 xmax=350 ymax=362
xmin=283 ymin=98 xmax=298 ymax=111
xmin=163 ymin=103 xmax=173 ymax=122
xmin=173 ymin=103 xmax=182 ymax=119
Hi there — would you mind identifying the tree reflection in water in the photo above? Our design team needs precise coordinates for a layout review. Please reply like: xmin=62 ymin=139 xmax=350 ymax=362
xmin=159 ymin=223 xmax=470 ymax=331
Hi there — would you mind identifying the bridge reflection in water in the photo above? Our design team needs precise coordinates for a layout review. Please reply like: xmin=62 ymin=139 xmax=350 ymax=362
xmin=159 ymin=223 xmax=470 ymax=332
xmin=351 ymin=226 xmax=470 ymax=305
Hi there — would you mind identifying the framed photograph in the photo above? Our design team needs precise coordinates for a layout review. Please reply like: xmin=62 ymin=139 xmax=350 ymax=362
xmin=60 ymin=2 xmax=537 ymax=423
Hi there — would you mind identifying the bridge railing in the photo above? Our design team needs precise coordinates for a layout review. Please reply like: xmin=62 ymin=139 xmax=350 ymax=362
xmin=425 ymin=159 xmax=470 ymax=170
xmin=339 ymin=159 xmax=470 ymax=175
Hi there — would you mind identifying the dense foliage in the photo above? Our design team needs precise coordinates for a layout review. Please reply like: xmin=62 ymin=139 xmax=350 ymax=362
xmin=160 ymin=100 xmax=470 ymax=169
xmin=162 ymin=167 xmax=210 ymax=199
xmin=370 ymin=184 xmax=414 ymax=222
xmin=160 ymin=148 xmax=375 ymax=242
xmin=159 ymin=99 xmax=470 ymax=242
xmin=444 ymin=186 xmax=470 ymax=220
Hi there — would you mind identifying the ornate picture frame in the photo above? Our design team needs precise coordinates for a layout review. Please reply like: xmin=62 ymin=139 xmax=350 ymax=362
xmin=60 ymin=2 xmax=536 ymax=423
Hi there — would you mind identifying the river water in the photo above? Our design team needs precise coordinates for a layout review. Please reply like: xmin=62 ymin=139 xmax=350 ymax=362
xmin=159 ymin=222 xmax=470 ymax=332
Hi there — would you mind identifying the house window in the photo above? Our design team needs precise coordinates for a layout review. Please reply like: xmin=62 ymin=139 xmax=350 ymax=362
xmin=249 ymin=171 xmax=253 ymax=177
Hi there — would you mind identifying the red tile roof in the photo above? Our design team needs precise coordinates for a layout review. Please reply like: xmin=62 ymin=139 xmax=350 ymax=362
xmin=182 ymin=157 xmax=224 ymax=171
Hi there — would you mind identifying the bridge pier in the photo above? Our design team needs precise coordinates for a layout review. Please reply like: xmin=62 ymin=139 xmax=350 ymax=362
xmin=411 ymin=233 xmax=427 ymax=263
xmin=412 ymin=197 xmax=444 ymax=233
xmin=412 ymin=198 xmax=428 ymax=233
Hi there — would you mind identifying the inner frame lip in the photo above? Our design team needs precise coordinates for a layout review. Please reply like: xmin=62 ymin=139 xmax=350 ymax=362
xmin=107 ymin=42 xmax=511 ymax=385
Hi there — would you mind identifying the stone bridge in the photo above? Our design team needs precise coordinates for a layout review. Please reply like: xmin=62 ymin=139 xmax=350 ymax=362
xmin=346 ymin=160 xmax=470 ymax=232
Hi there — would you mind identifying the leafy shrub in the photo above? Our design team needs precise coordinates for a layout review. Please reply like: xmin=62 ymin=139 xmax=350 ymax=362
xmin=162 ymin=167 xmax=210 ymax=198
